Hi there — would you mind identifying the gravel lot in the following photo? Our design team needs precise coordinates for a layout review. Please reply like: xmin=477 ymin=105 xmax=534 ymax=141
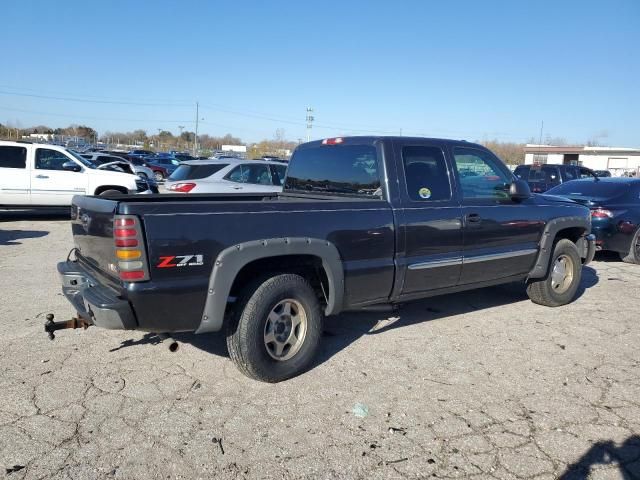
xmin=1 ymin=210 xmax=639 ymax=480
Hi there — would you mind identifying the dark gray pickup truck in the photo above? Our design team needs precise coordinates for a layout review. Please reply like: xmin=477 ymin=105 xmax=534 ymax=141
xmin=53 ymin=136 xmax=595 ymax=382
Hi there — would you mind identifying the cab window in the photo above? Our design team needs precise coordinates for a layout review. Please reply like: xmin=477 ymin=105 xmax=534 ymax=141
xmin=35 ymin=149 xmax=74 ymax=171
xmin=401 ymin=145 xmax=451 ymax=201
xmin=453 ymin=147 xmax=511 ymax=201
xmin=0 ymin=146 xmax=27 ymax=169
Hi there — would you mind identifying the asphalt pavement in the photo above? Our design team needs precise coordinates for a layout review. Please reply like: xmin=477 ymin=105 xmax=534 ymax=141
xmin=1 ymin=210 xmax=639 ymax=479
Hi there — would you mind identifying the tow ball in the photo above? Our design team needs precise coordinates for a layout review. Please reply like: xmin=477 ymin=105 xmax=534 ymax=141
xmin=44 ymin=314 xmax=91 ymax=340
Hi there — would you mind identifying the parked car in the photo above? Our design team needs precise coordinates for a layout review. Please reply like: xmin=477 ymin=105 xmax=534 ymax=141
xmin=593 ymin=170 xmax=612 ymax=177
xmin=514 ymin=164 xmax=598 ymax=193
xmin=0 ymin=140 xmax=142 ymax=206
xmin=165 ymin=159 xmax=287 ymax=193
xmin=546 ymin=178 xmax=640 ymax=263
xmin=145 ymin=156 xmax=181 ymax=181
xmin=127 ymin=149 xmax=155 ymax=159
xmin=81 ymin=153 xmax=155 ymax=180
xmin=53 ymin=136 xmax=595 ymax=382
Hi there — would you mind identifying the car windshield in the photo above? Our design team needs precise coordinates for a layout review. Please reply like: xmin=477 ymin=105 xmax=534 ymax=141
xmin=547 ymin=180 xmax=630 ymax=199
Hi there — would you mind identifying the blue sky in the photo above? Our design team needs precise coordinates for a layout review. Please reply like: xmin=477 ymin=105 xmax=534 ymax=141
xmin=0 ymin=0 xmax=638 ymax=146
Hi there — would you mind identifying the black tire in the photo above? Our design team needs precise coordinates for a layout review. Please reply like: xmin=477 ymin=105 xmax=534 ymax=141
xmin=154 ymin=171 xmax=164 ymax=182
xmin=98 ymin=189 xmax=124 ymax=197
xmin=527 ymin=238 xmax=582 ymax=307
xmin=225 ymin=274 xmax=323 ymax=382
xmin=138 ymin=172 xmax=148 ymax=179
xmin=620 ymin=228 xmax=640 ymax=264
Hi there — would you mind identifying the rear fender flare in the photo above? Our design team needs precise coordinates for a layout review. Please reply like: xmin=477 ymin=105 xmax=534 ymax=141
xmin=196 ymin=237 xmax=344 ymax=334
xmin=528 ymin=216 xmax=591 ymax=279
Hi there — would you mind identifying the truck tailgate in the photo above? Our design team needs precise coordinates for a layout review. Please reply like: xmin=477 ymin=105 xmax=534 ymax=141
xmin=71 ymin=195 xmax=120 ymax=281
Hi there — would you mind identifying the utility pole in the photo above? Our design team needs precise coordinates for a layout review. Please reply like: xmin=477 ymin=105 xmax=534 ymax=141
xmin=539 ymin=120 xmax=544 ymax=145
xmin=178 ymin=125 xmax=185 ymax=151
xmin=306 ymin=107 xmax=314 ymax=142
xmin=194 ymin=101 xmax=199 ymax=155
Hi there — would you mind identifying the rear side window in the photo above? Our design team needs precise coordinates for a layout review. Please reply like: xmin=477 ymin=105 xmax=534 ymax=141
xmin=225 ymin=164 xmax=272 ymax=185
xmin=170 ymin=164 xmax=229 ymax=181
xmin=514 ymin=166 xmax=529 ymax=179
xmin=401 ymin=146 xmax=451 ymax=201
xmin=0 ymin=146 xmax=27 ymax=169
xmin=285 ymin=145 xmax=381 ymax=197
xmin=270 ymin=164 xmax=287 ymax=186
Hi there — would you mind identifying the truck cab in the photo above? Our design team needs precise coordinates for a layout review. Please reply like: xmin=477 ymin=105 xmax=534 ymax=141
xmin=0 ymin=141 xmax=140 ymax=206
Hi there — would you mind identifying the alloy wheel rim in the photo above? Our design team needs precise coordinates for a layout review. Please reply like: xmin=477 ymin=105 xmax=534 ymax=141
xmin=263 ymin=299 xmax=307 ymax=361
xmin=550 ymin=254 xmax=574 ymax=294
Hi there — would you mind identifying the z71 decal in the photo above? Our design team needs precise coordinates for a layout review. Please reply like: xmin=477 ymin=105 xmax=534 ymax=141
xmin=157 ymin=255 xmax=204 ymax=268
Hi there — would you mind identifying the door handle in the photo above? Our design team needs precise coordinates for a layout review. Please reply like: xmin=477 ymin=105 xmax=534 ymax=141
xmin=35 ymin=174 xmax=49 ymax=179
xmin=466 ymin=213 xmax=482 ymax=224
xmin=233 ymin=186 xmax=242 ymax=190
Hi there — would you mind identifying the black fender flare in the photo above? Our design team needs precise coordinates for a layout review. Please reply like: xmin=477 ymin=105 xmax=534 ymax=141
xmin=195 ymin=237 xmax=344 ymax=333
xmin=528 ymin=216 xmax=591 ymax=279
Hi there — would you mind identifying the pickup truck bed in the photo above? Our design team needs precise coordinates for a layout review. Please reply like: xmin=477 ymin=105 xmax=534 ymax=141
xmin=55 ymin=136 xmax=596 ymax=382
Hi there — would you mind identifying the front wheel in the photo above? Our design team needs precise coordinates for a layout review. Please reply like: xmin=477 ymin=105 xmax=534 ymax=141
xmin=527 ymin=239 xmax=582 ymax=307
xmin=226 ymin=274 xmax=323 ymax=382
xmin=620 ymin=228 xmax=640 ymax=264
xmin=154 ymin=171 xmax=164 ymax=182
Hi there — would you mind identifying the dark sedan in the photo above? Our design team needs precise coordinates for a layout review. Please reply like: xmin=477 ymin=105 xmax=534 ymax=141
xmin=546 ymin=178 xmax=640 ymax=263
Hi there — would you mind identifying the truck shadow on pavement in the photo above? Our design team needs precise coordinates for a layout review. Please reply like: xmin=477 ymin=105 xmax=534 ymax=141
xmin=0 ymin=228 xmax=49 ymax=245
xmin=0 ymin=208 xmax=71 ymax=222
xmin=129 ymin=266 xmax=599 ymax=365
xmin=558 ymin=435 xmax=640 ymax=479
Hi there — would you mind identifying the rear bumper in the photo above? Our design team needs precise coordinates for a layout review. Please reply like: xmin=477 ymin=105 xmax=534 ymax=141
xmin=57 ymin=260 xmax=137 ymax=330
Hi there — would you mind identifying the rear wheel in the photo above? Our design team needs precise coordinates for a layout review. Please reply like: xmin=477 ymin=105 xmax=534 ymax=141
xmin=226 ymin=274 xmax=323 ymax=382
xmin=620 ymin=228 xmax=640 ymax=264
xmin=154 ymin=171 xmax=164 ymax=182
xmin=98 ymin=189 xmax=124 ymax=197
xmin=527 ymin=239 xmax=582 ymax=307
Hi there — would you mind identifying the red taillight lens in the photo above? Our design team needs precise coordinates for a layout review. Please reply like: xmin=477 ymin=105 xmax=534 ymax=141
xmin=114 ymin=218 xmax=135 ymax=227
xmin=321 ymin=137 xmax=344 ymax=145
xmin=114 ymin=215 xmax=148 ymax=282
xmin=115 ymin=228 xmax=137 ymax=237
xmin=115 ymin=238 xmax=138 ymax=247
xmin=119 ymin=271 xmax=145 ymax=281
xmin=591 ymin=209 xmax=613 ymax=218
xmin=170 ymin=182 xmax=196 ymax=193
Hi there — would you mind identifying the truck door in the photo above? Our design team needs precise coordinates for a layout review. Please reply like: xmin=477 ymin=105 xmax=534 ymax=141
xmin=393 ymin=140 xmax=464 ymax=296
xmin=0 ymin=144 xmax=30 ymax=205
xmin=451 ymin=146 xmax=540 ymax=285
xmin=31 ymin=148 xmax=88 ymax=206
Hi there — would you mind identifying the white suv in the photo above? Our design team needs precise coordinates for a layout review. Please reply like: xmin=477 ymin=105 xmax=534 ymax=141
xmin=0 ymin=141 xmax=140 ymax=207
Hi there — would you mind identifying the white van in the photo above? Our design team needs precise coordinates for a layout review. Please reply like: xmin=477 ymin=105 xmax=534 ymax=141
xmin=0 ymin=141 xmax=141 ymax=207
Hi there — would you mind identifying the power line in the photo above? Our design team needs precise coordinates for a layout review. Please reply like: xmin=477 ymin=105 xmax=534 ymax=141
xmin=0 ymin=90 xmax=191 ymax=107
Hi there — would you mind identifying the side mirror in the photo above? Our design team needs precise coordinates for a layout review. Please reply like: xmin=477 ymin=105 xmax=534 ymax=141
xmin=509 ymin=179 xmax=531 ymax=200
xmin=62 ymin=161 xmax=82 ymax=172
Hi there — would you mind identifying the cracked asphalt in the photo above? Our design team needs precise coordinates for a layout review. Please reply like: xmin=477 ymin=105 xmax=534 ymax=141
xmin=1 ymin=210 xmax=640 ymax=480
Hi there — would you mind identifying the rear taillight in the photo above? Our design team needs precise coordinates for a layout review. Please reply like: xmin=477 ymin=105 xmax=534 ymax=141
xmin=591 ymin=209 xmax=613 ymax=218
xmin=169 ymin=182 xmax=196 ymax=193
xmin=113 ymin=215 xmax=149 ymax=282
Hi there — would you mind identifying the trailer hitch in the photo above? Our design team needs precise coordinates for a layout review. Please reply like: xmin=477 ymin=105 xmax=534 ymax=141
xmin=44 ymin=313 xmax=91 ymax=340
